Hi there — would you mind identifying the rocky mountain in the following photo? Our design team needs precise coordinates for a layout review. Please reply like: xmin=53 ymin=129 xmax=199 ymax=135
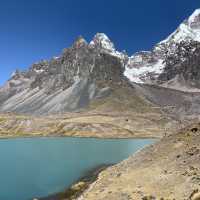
xmin=0 ymin=34 xmax=128 ymax=114
xmin=1 ymin=9 xmax=200 ymax=116
xmin=0 ymin=31 xmax=174 ymax=137
xmin=124 ymin=9 xmax=200 ymax=91
xmin=1 ymin=9 xmax=199 ymax=200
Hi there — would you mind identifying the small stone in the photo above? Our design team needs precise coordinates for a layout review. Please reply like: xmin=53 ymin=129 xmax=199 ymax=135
xmin=191 ymin=192 xmax=200 ymax=200
xmin=176 ymin=154 xmax=181 ymax=158
xmin=142 ymin=195 xmax=156 ymax=200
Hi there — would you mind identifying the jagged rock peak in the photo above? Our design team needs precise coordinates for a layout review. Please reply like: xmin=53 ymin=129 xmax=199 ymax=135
xmin=89 ymin=33 xmax=115 ymax=51
xmin=89 ymin=33 xmax=126 ymax=60
xmin=10 ymin=69 xmax=21 ymax=79
xmin=72 ymin=35 xmax=88 ymax=48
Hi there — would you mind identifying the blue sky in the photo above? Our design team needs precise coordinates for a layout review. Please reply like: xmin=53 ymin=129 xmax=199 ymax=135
xmin=0 ymin=0 xmax=200 ymax=85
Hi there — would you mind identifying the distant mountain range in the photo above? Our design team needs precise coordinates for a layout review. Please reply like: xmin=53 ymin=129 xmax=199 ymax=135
xmin=1 ymin=9 xmax=200 ymax=117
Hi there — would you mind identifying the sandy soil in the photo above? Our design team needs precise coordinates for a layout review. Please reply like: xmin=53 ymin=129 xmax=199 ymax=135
xmin=78 ymin=123 xmax=200 ymax=200
xmin=0 ymin=111 xmax=175 ymax=139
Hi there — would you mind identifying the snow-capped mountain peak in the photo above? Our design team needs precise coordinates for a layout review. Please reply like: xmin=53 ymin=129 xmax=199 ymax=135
xmin=89 ymin=33 xmax=125 ymax=59
xmin=124 ymin=8 xmax=200 ymax=90
xmin=89 ymin=33 xmax=115 ymax=51
xmin=188 ymin=9 xmax=200 ymax=27
xmin=160 ymin=9 xmax=200 ymax=44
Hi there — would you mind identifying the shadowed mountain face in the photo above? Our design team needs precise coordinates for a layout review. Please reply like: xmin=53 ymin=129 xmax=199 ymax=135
xmin=157 ymin=41 xmax=200 ymax=88
xmin=0 ymin=35 xmax=127 ymax=114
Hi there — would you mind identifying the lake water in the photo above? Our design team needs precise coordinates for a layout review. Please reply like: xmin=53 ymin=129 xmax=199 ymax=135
xmin=0 ymin=137 xmax=155 ymax=200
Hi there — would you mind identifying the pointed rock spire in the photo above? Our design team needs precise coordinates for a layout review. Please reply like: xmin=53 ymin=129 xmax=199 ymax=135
xmin=89 ymin=33 xmax=115 ymax=51
xmin=73 ymin=35 xmax=88 ymax=48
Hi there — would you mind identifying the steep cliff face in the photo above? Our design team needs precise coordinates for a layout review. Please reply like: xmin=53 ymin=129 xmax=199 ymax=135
xmin=157 ymin=40 xmax=200 ymax=89
xmin=0 ymin=34 xmax=127 ymax=114
xmin=1 ymin=9 xmax=200 ymax=115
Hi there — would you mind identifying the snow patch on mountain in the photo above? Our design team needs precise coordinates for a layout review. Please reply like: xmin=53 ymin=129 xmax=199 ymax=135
xmin=160 ymin=9 xmax=200 ymax=44
xmin=124 ymin=59 xmax=165 ymax=83
xmin=34 ymin=69 xmax=45 ymax=73
xmin=90 ymin=33 xmax=114 ymax=50
xmin=188 ymin=9 xmax=200 ymax=26
xmin=11 ymin=71 xmax=17 ymax=78
xmin=124 ymin=8 xmax=200 ymax=84
xmin=89 ymin=33 xmax=125 ymax=59
xmin=160 ymin=23 xmax=200 ymax=44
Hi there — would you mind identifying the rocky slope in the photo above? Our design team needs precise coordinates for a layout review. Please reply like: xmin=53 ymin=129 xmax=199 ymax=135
xmin=0 ymin=85 xmax=176 ymax=139
xmin=79 ymin=123 xmax=200 ymax=200
xmin=0 ymin=33 xmax=175 ymax=138
xmin=1 ymin=10 xmax=200 ymax=138
xmin=0 ymin=34 xmax=127 ymax=114
xmin=1 ymin=10 xmax=200 ymax=117
xmin=2 ymin=82 xmax=200 ymax=138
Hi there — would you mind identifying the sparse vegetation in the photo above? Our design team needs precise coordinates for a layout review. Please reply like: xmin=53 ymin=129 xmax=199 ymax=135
xmin=79 ymin=123 xmax=200 ymax=200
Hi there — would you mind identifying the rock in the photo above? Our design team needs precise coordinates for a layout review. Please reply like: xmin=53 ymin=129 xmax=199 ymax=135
xmin=124 ymin=9 xmax=200 ymax=92
xmin=190 ymin=190 xmax=200 ymax=200
xmin=0 ymin=34 xmax=126 ymax=115
xmin=142 ymin=195 xmax=156 ymax=200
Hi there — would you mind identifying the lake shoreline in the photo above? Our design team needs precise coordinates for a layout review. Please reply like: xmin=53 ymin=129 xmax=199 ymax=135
xmin=0 ymin=112 xmax=172 ymax=140
xmin=79 ymin=124 xmax=200 ymax=200
xmin=38 ymin=164 xmax=112 ymax=200
xmin=35 ymin=139 xmax=157 ymax=200
xmin=0 ymin=134 xmax=161 ymax=140
xmin=0 ymin=135 xmax=155 ymax=200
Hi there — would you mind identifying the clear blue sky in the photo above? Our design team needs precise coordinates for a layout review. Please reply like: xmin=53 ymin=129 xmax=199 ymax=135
xmin=0 ymin=0 xmax=200 ymax=85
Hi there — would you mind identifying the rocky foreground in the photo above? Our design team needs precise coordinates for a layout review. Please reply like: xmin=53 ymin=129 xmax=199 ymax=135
xmin=76 ymin=123 xmax=200 ymax=200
